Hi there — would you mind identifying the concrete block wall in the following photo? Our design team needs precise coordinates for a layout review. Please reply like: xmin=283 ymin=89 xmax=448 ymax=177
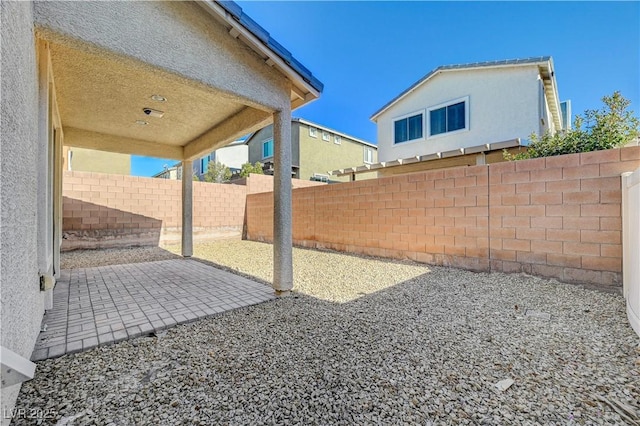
xmin=246 ymin=147 xmax=640 ymax=288
xmin=62 ymin=171 xmax=247 ymax=249
xmin=245 ymin=173 xmax=326 ymax=194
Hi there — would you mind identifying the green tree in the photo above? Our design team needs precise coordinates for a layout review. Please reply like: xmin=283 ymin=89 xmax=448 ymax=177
xmin=239 ymin=161 xmax=264 ymax=178
xmin=192 ymin=174 xmax=200 ymax=182
xmin=204 ymin=161 xmax=231 ymax=183
xmin=506 ymin=91 xmax=639 ymax=160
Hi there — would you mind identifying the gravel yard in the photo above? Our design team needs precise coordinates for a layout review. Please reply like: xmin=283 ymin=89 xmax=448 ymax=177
xmin=17 ymin=240 xmax=640 ymax=425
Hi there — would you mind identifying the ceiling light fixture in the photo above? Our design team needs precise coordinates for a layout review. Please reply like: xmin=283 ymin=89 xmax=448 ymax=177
xmin=135 ymin=120 xmax=148 ymax=125
xmin=151 ymin=95 xmax=167 ymax=102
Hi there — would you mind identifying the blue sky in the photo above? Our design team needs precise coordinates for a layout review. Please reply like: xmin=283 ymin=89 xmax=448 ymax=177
xmin=132 ymin=1 xmax=639 ymax=176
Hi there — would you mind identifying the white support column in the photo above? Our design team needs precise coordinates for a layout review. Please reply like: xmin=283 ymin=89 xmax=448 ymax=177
xmin=273 ymin=108 xmax=293 ymax=295
xmin=181 ymin=161 xmax=193 ymax=257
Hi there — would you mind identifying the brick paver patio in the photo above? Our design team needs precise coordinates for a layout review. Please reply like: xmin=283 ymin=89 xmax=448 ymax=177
xmin=31 ymin=259 xmax=275 ymax=361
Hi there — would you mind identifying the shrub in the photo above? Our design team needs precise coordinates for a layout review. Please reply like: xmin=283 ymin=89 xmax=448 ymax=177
xmin=506 ymin=91 xmax=639 ymax=160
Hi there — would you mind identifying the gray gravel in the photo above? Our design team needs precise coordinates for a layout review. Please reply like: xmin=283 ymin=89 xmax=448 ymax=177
xmin=61 ymin=246 xmax=180 ymax=269
xmin=16 ymin=241 xmax=640 ymax=425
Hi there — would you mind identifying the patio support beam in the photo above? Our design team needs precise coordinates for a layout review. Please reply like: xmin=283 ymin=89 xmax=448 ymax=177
xmin=183 ymin=107 xmax=272 ymax=161
xmin=181 ymin=160 xmax=193 ymax=258
xmin=64 ymin=127 xmax=184 ymax=160
xmin=272 ymin=108 xmax=293 ymax=295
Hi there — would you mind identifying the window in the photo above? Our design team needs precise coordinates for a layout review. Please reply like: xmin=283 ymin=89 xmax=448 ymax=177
xmin=364 ymin=147 xmax=374 ymax=164
xmin=309 ymin=127 xmax=317 ymax=138
xmin=200 ymin=155 xmax=210 ymax=173
xmin=334 ymin=135 xmax=341 ymax=145
xmin=262 ymin=138 xmax=274 ymax=159
xmin=428 ymin=98 xmax=468 ymax=137
xmin=394 ymin=112 xmax=423 ymax=144
xmin=322 ymin=131 xmax=330 ymax=142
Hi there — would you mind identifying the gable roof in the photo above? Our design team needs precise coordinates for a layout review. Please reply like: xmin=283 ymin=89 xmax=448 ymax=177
xmin=243 ymin=118 xmax=377 ymax=149
xmin=293 ymin=118 xmax=377 ymax=148
xmin=203 ymin=1 xmax=323 ymax=96
xmin=370 ymin=56 xmax=559 ymax=127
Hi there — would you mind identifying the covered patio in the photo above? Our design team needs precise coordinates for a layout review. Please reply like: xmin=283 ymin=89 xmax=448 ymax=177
xmin=34 ymin=0 xmax=322 ymax=302
xmin=31 ymin=258 xmax=274 ymax=361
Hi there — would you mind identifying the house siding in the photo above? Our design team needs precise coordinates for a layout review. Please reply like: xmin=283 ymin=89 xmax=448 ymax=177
xmin=376 ymin=66 xmax=541 ymax=162
xmin=1 ymin=1 xmax=46 ymax=421
xmin=67 ymin=147 xmax=131 ymax=175
xmin=297 ymin=122 xmax=378 ymax=182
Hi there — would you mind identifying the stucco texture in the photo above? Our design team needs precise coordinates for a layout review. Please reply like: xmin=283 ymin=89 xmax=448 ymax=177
xmin=33 ymin=1 xmax=291 ymax=112
xmin=68 ymin=148 xmax=131 ymax=175
xmin=1 ymin=1 xmax=45 ymax=422
xmin=376 ymin=66 xmax=540 ymax=162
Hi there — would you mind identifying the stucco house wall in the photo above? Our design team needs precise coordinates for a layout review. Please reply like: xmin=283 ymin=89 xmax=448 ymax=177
xmin=247 ymin=121 xmax=378 ymax=182
xmin=1 ymin=1 xmax=46 ymax=420
xmin=375 ymin=66 xmax=541 ymax=162
xmin=214 ymin=144 xmax=248 ymax=170
xmin=296 ymin=121 xmax=378 ymax=182
xmin=65 ymin=147 xmax=131 ymax=175
xmin=248 ymin=125 xmax=301 ymax=175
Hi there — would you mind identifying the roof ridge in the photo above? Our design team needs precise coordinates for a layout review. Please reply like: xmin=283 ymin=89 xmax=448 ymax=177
xmin=371 ymin=56 xmax=553 ymax=121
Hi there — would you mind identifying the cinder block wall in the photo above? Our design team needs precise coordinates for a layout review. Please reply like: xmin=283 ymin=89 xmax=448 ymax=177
xmin=62 ymin=171 xmax=247 ymax=250
xmin=246 ymin=147 xmax=640 ymax=289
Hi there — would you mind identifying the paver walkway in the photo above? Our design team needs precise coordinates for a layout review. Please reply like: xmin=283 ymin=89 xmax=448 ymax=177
xmin=31 ymin=259 xmax=275 ymax=361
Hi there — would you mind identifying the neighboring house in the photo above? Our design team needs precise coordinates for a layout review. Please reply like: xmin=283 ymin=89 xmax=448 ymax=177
xmin=1 ymin=0 xmax=321 ymax=418
xmin=246 ymin=118 xmax=378 ymax=183
xmin=63 ymin=146 xmax=131 ymax=175
xmin=336 ymin=56 xmax=570 ymax=179
xmin=153 ymin=163 xmax=182 ymax=180
xmin=153 ymin=140 xmax=248 ymax=180
xmin=193 ymin=139 xmax=248 ymax=180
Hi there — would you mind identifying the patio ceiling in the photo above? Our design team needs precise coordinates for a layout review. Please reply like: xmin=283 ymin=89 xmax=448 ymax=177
xmin=52 ymin=42 xmax=272 ymax=161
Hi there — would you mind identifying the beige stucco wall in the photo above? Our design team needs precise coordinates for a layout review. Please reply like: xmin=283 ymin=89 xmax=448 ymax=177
xmin=1 ymin=1 xmax=46 ymax=421
xmin=68 ymin=147 xmax=131 ymax=175
xmin=33 ymin=1 xmax=291 ymax=113
xmin=248 ymin=125 xmax=301 ymax=175
xmin=248 ymin=122 xmax=378 ymax=182
xmin=375 ymin=66 xmax=541 ymax=162
xmin=296 ymin=122 xmax=378 ymax=182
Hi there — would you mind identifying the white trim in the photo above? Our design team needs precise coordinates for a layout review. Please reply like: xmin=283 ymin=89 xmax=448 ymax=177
xmin=309 ymin=126 xmax=317 ymax=138
xmin=426 ymin=96 xmax=470 ymax=139
xmin=1 ymin=345 xmax=36 ymax=387
xmin=363 ymin=146 xmax=374 ymax=164
xmin=334 ymin=135 xmax=341 ymax=145
xmin=392 ymin=109 xmax=425 ymax=145
xmin=196 ymin=1 xmax=320 ymax=102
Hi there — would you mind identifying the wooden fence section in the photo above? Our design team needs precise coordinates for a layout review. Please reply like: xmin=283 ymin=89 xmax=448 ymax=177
xmin=246 ymin=147 xmax=640 ymax=289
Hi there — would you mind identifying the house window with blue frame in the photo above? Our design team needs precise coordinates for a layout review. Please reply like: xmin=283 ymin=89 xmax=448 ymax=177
xmin=429 ymin=99 xmax=467 ymax=136
xmin=394 ymin=113 xmax=423 ymax=144
xmin=200 ymin=155 xmax=210 ymax=174
xmin=262 ymin=138 xmax=274 ymax=159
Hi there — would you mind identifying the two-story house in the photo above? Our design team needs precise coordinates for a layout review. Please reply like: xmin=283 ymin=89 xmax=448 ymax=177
xmin=153 ymin=140 xmax=248 ymax=180
xmin=333 ymin=56 xmax=570 ymax=179
xmin=192 ymin=139 xmax=249 ymax=180
xmin=246 ymin=118 xmax=378 ymax=183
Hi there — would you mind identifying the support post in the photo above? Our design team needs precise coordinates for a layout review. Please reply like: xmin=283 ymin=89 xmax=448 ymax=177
xmin=273 ymin=108 xmax=293 ymax=295
xmin=181 ymin=160 xmax=193 ymax=257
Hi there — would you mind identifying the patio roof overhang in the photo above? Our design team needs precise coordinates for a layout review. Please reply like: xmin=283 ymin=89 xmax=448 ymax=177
xmin=35 ymin=0 xmax=323 ymax=162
